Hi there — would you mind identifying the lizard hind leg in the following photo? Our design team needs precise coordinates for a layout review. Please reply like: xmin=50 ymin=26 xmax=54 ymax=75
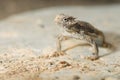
xmin=95 ymin=30 xmax=115 ymax=54
xmin=84 ymin=35 xmax=99 ymax=60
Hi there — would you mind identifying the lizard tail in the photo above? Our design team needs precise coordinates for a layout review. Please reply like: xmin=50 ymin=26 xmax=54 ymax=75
xmin=102 ymin=42 xmax=116 ymax=52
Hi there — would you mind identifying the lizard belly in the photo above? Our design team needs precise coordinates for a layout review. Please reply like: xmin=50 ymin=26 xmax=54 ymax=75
xmin=62 ymin=31 xmax=85 ymax=40
xmin=62 ymin=31 xmax=103 ymax=46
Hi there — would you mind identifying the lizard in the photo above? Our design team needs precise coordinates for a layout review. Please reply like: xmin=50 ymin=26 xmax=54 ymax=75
xmin=54 ymin=14 xmax=112 ymax=60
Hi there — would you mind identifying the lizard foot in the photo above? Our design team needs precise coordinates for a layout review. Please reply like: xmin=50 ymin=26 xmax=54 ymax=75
xmin=41 ymin=51 xmax=66 ymax=58
xmin=85 ymin=55 xmax=99 ymax=61
xmin=52 ymin=51 xmax=66 ymax=57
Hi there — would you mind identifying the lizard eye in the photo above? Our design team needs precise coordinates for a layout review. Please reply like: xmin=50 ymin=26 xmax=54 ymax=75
xmin=63 ymin=18 xmax=68 ymax=22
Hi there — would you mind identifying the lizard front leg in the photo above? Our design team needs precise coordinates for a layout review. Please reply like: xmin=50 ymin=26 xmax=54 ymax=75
xmin=56 ymin=34 xmax=70 ymax=51
xmin=45 ymin=34 xmax=70 ymax=58
xmin=54 ymin=34 xmax=71 ymax=57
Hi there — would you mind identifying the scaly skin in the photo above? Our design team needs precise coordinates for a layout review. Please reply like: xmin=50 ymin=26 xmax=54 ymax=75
xmin=54 ymin=14 xmax=112 ymax=60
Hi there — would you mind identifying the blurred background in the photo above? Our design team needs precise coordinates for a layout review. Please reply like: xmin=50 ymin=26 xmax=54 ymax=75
xmin=0 ymin=0 xmax=120 ymax=20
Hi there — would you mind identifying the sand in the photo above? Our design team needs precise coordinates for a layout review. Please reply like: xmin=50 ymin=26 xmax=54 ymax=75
xmin=0 ymin=5 xmax=120 ymax=80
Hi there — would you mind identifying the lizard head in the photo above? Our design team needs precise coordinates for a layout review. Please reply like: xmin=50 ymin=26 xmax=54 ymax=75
xmin=54 ymin=14 xmax=76 ymax=27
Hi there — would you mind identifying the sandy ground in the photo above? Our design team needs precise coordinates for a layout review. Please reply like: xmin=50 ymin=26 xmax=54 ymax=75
xmin=0 ymin=5 xmax=120 ymax=80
